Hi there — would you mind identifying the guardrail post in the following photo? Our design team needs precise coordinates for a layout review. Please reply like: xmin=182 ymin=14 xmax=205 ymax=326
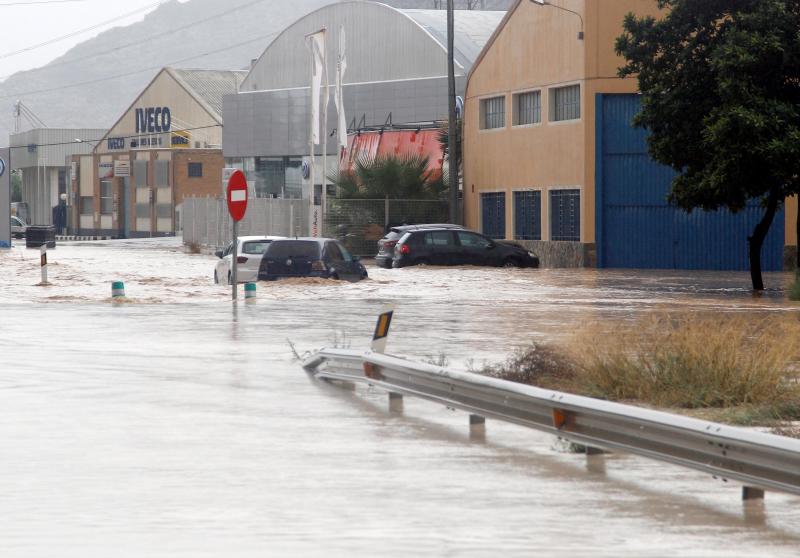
xmin=469 ymin=414 xmax=486 ymax=439
xmin=388 ymin=392 xmax=403 ymax=412
xmin=742 ymin=486 xmax=765 ymax=500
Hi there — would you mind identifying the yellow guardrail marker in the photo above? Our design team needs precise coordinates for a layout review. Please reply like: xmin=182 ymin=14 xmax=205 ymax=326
xmin=370 ymin=305 xmax=395 ymax=354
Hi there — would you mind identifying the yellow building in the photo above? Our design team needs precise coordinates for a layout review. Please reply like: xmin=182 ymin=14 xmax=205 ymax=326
xmin=463 ymin=0 xmax=798 ymax=270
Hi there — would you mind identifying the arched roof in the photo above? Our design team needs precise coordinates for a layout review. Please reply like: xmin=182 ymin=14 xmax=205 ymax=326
xmin=240 ymin=1 xmax=504 ymax=92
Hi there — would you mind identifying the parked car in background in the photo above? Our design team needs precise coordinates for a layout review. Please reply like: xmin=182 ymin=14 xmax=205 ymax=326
xmin=258 ymin=238 xmax=368 ymax=282
xmin=214 ymin=236 xmax=284 ymax=284
xmin=392 ymin=228 xmax=540 ymax=269
xmin=375 ymin=223 xmax=464 ymax=268
xmin=10 ymin=216 xmax=27 ymax=239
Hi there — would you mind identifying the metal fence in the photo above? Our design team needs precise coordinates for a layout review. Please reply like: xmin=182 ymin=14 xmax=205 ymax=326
xmin=325 ymin=198 xmax=450 ymax=256
xmin=182 ymin=196 xmax=309 ymax=249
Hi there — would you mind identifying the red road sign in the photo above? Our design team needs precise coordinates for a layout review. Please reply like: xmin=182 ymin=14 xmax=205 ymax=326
xmin=226 ymin=169 xmax=248 ymax=222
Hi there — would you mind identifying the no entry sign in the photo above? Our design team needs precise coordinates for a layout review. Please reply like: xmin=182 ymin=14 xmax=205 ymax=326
xmin=226 ymin=169 xmax=248 ymax=222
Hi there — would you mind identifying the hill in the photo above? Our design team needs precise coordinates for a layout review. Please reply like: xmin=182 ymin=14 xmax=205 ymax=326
xmin=0 ymin=0 xmax=510 ymax=142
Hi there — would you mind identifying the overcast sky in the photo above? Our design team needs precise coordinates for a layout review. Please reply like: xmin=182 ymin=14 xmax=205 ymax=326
xmin=0 ymin=0 xmax=189 ymax=81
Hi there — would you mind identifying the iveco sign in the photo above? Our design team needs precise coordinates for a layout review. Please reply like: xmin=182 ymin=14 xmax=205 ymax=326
xmin=135 ymin=107 xmax=172 ymax=134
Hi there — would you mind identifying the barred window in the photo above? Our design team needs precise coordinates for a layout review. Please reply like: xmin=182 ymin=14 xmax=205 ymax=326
xmin=513 ymin=91 xmax=541 ymax=126
xmin=481 ymin=192 xmax=506 ymax=239
xmin=550 ymin=189 xmax=581 ymax=241
xmin=188 ymin=162 xmax=203 ymax=178
xmin=100 ymin=181 xmax=113 ymax=214
xmin=550 ymin=84 xmax=581 ymax=122
xmin=514 ymin=190 xmax=542 ymax=240
xmin=480 ymin=96 xmax=506 ymax=130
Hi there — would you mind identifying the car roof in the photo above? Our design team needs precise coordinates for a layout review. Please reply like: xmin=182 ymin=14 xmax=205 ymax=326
xmin=389 ymin=223 xmax=464 ymax=233
xmin=271 ymin=237 xmax=341 ymax=244
xmin=237 ymin=235 xmax=285 ymax=242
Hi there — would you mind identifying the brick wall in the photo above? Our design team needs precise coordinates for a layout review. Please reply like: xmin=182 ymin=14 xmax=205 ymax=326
xmin=173 ymin=150 xmax=224 ymax=203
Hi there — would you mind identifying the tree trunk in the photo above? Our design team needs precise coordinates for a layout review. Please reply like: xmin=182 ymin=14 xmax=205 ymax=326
xmin=748 ymin=187 xmax=781 ymax=291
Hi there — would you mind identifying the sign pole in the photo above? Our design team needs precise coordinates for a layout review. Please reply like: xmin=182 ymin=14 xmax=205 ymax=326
xmin=232 ymin=220 xmax=238 ymax=301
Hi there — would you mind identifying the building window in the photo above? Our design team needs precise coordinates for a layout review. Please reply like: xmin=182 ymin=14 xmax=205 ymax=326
xmin=188 ymin=162 xmax=203 ymax=178
xmin=514 ymin=191 xmax=541 ymax=240
xmin=481 ymin=192 xmax=506 ymax=239
xmin=480 ymin=96 xmax=506 ymax=130
xmin=80 ymin=196 xmax=94 ymax=216
xmin=100 ymin=181 xmax=113 ymax=215
xmin=550 ymin=84 xmax=581 ymax=122
xmin=550 ymin=189 xmax=580 ymax=241
xmin=513 ymin=91 xmax=541 ymax=126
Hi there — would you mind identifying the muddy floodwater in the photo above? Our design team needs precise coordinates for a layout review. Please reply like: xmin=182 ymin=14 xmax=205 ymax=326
xmin=1 ymin=239 xmax=799 ymax=557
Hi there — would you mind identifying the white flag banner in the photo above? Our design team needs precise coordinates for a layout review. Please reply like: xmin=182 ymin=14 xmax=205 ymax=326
xmin=308 ymin=30 xmax=326 ymax=145
xmin=334 ymin=25 xmax=348 ymax=150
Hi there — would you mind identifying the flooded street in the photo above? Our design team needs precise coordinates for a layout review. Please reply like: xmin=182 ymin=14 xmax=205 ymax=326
xmin=1 ymin=239 xmax=799 ymax=557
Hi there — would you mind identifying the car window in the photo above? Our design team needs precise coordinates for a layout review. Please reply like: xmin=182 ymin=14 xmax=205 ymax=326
xmin=457 ymin=232 xmax=492 ymax=249
xmin=223 ymin=242 xmax=233 ymax=257
xmin=326 ymin=242 xmax=344 ymax=261
xmin=337 ymin=242 xmax=354 ymax=261
xmin=265 ymin=241 xmax=321 ymax=259
xmin=424 ymin=231 xmax=454 ymax=246
xmin=242 ymin=241 xmax=270 ymax=255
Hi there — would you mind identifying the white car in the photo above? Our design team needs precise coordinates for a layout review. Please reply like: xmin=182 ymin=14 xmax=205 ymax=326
xmin=214 ymin=236 xmax=285 ymax=284
xmin=11 ymin=216 xmax=27 ymax=238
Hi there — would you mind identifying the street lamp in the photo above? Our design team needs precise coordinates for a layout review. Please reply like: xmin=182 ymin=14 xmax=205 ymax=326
xmin=530 ymin=0 xmax=584 ymax=40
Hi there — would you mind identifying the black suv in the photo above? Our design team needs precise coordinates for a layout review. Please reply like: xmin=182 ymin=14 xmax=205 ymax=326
xmin=392 ymin=228 xmax=539 ymax=269
xmin=375 ymin=223 xmax=464 ymax=268
xmin=258 ymin=238 xmax=368 ymax=282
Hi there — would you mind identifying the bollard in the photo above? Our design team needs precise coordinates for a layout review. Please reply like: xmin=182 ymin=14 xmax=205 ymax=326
xmin=388 ymin=391 xmax=403 ymax=413
xmin=111 ymin=281 xmax=126 ymax=298
xmin=39 ymin=244 xmax=50 ymax=285
xmin=244 ymin=282 xmax=257 ymax=300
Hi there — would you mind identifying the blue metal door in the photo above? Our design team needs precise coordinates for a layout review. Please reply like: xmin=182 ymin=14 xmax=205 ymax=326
xmin=596 ymin=94 xmax=785 ymax=271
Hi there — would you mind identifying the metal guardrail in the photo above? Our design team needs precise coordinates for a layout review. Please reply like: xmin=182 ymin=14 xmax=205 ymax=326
xmin=303 ymin=348 xmax=800 ymax=498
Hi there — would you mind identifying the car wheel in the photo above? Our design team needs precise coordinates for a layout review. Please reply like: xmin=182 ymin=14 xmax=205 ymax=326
xmin=416 ymin=258 xmax=430 ymax=266
xmin=227 ymin=271 xmax=232 ymax=285
xmin=214 ymin=270 xmax=219 ymax=284
xmin=330 ymin=272 xmax=340 ymax=280
xmin=503 ymin=257 xmax=520 ymax=268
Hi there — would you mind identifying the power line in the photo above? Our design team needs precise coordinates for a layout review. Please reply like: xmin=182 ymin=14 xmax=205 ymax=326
xmin=0 ymin=0 xmax=87 ymax=5
xmin=0 ymin=0 xmax=271 ymax=80
xmin=0 ymin=1 xmax=165 ymax=60
xmin=0 ymin=31 xmax=278 ymax=101
xmin=6 ymin=123 xmax=223 ymax=150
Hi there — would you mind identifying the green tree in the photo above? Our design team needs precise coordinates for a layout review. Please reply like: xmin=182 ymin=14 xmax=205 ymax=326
xmin=616 ymin=0 xmax=800 ymax=290
xmin=332 ymin=154 xmax=446 ymax=200
xmin=11 ymin=173 xmax=22 ymax=203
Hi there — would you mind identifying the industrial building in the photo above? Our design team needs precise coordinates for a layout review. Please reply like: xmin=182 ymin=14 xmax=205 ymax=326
xmin=70 ymin=67 xmax=246 ymax=237
xmin=9 ymin=128 xmax=105 ymax=229
xmin=463 ymin=0 xmax=798 ymax=270
xmin=223 ymin=1 xmax=504 ymax=203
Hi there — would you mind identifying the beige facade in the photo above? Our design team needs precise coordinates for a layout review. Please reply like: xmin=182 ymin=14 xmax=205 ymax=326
xmin=463 ymin=0 xmax=797 ymax=268
xmin=69 ymin=68 xmax=245 ymax=237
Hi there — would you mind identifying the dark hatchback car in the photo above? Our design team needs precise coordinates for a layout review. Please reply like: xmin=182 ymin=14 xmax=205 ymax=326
xmin=392 ymin=228 xmax=539 ymax=269
xmin=257 ymin=238 xmax=368 ymax=282
xmin=375 ymin=223 xmax=464 ymax=268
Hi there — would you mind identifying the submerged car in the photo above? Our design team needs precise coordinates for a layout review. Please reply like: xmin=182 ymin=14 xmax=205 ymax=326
xmin=392 ymin=228 xmax=539 ymax=268
xmin=375 ymin=223 xmax=464 ymax=268
xmin=258 ymin=238 xmax=368 ymax=282
xmin=214 ymin=235 xmax=284 ymax=284
xmin=10 ymin=216 xmax=27 ymax=239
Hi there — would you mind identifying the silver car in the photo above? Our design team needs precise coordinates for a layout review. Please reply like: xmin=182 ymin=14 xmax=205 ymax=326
xmin=10 ymin=216 xmax=27 ymax=239
xmin=214 ymin=235 xmax=285 ymax=284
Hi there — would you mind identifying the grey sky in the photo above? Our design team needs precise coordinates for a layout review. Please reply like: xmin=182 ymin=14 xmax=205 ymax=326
xmin=1 ymin=0 xmax=189 ymax=80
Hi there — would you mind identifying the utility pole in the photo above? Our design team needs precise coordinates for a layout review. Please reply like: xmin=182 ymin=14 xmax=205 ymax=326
xmin=447 ymin=0 xmax=459 ymax=224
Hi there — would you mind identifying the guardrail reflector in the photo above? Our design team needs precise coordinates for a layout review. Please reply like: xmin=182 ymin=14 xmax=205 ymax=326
xmin=363 ymin=362 xmax=383 ymax=380
xmin=371 ymin=305 xmax=395 ymax=353
xmin=553 ymin=408 xmax=572 ymax=430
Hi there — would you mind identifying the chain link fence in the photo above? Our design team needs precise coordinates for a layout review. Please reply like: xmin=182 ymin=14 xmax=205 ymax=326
xmin=182 ymin=196 xmax=309 ymax=249
xmin=324 ymin=198 xmax=450 ymax=256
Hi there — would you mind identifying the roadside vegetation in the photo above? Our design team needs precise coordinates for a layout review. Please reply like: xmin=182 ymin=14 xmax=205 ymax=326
xmin=790 ymin=271 xmax=800 ymax=301
xmin=475 ymin=313 xmax=800 ymax=432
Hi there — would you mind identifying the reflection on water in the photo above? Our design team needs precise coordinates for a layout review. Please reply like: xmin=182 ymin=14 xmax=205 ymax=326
xmin=0 ymin=240 xmax=799 ymax=557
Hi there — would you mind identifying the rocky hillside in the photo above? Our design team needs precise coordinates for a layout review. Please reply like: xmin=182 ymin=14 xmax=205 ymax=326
xmin=1 ymin=0 xmax=510 ymax=141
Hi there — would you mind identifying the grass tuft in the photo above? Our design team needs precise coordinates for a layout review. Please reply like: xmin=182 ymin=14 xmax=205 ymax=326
xmin=789 ymin=271 xmax=800 ymax=301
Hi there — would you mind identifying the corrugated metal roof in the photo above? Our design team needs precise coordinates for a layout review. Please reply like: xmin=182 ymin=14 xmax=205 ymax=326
xmin=400 ymin=9 xmax=506 ymax=71
xmin=170 ymin=69 xmax=248 ymax=119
